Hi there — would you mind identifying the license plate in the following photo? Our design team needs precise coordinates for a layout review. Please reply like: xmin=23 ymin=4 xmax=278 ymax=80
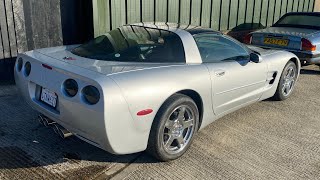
xmin=264 ymin=38 xmax=289 ymax=46
xmin=40 ymin=88 xmax=57 ymax=108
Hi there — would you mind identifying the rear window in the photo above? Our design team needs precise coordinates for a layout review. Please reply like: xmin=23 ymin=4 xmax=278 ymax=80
xmin=71 ymin=26 xmax=185 ymax=63
xmin=273 ymin=14 xmax=320 ymax=30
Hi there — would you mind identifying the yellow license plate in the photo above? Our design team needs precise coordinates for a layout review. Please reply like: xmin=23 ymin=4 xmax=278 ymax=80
xmin=264 ymin=38 xmax=289 ymax=46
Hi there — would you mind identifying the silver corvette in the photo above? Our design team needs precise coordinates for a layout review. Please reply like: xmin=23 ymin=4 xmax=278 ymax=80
xmin=15 ymin=23 xmax=300 ymax=161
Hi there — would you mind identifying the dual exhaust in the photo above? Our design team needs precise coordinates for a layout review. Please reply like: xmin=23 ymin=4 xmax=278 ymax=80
xmin=38 ymin=115 xmax=56 ymax=127
xmin=38 ymin=114 xmax=73 ymax=139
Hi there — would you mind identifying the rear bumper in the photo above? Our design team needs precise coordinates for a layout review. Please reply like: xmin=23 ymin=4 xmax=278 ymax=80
xmin=14 ymin=52 xmax=148 ymax=155
xmin=252 ymin=45 xmax=320 ymax=65
xmin=14 ymin=54 xmax=111 ymax=151
xmin=291 ymin=52 xmax=320 ymax=65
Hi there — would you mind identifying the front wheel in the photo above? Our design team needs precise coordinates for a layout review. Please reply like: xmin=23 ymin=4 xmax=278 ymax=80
xmin=147 ymin=94 xmax=199 ymax=161
xmin=273 ymin=61 xmax=297 ymax=101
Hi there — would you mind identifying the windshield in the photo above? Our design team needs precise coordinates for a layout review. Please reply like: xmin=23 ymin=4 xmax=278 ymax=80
xmin=273 ymin=14 xmax=320 ymax=30
xmin=71 ymin=26 xmax=185 ymax=63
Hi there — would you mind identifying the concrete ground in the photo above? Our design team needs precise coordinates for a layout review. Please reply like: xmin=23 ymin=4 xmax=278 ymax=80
xmin=0 ymin=65 xmax=319 ymax=180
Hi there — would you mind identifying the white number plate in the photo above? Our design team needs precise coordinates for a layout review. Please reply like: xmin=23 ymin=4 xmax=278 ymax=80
xmin=40 ymin=88 xmax=57 ymax=108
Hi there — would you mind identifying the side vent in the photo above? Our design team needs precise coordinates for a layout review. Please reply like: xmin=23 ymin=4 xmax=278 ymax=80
xmin=269 ymin=72 xmax=278 ymax=84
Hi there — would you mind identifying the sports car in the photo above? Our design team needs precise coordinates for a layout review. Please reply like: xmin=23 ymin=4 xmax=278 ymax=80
xmin=244 ymin=12 xmax=320 ymax=67
xmin=15 ymin=23 xmax=300 ymax=161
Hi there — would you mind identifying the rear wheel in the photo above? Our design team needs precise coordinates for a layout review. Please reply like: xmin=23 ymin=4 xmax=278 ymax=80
xmin=147 ymin=94 xmax=199 ymax=161
xmin=273 ymin=61 xmax=297 ymax=101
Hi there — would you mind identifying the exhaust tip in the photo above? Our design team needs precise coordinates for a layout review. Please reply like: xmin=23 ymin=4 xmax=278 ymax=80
xmin=38 ymin=114 xmax=73 ymax=139
xmin=38 ymin=114 xmax=56 ymax=127
xmin=38 ymin=115 xmax=46 ymax=126
xmin=52 ymin=124 xmax=73 ymax=139
xmin=52 ymin=124 xmax=60 ymax=135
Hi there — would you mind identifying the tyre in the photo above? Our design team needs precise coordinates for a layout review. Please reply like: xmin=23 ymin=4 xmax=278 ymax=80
xmin=273 ymin=61 xmax=297 ymax=101
xmin=147 ymin=93 xmax=199 ymax=161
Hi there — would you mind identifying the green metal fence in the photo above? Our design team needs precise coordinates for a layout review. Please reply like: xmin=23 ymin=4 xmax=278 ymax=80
xmin=93 ymin=0 xmax=315 ymax=37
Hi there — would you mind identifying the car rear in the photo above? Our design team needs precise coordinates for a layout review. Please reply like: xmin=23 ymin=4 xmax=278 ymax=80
xmin=14 ymin=50 xmax=119 ymax=150
xmin=244 ymin=12 xmax=320 ymax=65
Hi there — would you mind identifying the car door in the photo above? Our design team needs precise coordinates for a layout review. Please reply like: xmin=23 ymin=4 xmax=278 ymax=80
xmin=194 ymin=33 xmax=267 ymax=115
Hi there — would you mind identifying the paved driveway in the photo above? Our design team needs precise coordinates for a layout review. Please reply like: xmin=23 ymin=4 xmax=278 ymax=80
xmin=0 ymin=65 xmax=319 ymax=180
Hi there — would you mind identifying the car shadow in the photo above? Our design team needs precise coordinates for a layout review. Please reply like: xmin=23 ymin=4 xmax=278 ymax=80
xmin=300 ymin=68 xmax=320 ymax=75
xmin=0 ymin=80 xmax=15 ymax=86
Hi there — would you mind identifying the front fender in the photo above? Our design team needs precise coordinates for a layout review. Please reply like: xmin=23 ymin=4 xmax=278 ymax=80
xmin=260 ymin=50 xmax=300 ymax=100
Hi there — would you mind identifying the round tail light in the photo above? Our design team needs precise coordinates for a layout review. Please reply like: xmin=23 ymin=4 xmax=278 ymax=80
xmin=82 ymin=86 xmax=100 ymax=105
xmin=17 ymin=58 xmax=23 ymax=72
xmin=63 ymin=79 xmax=78 ymax=97
xmin=24 ymin=62 xmax=31 ymax=76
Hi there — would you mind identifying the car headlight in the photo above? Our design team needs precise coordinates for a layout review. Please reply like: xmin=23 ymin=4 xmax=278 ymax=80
xmin=82 ymin=85 xmax=100 ymax=105
xmin=63 ymin=79 xmax=78 ymax=97
xmin=17 ymin=58 xmax=23 ymax=72
xmin=24 ymin=61 xmax=31 ymax=76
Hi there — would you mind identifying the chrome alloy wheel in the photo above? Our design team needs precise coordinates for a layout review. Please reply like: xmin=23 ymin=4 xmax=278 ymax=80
xmin=282 ymin=66 xmax=296 ymax=97
xmin=162 ymin=105 xmax=195 ymax=154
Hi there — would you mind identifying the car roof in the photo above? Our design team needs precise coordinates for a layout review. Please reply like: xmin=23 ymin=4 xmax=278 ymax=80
xmin=128 ymin=22 xmax=221 ymax=35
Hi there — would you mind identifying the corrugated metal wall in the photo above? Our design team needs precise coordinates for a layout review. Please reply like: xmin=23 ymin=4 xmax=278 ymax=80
xmin=0 ymin=0 xmax=93 ymax=79
xmin=0 ymin=0 xmax=64 ymax=79
xmin=0 ymin=0 xmax=19 ymax=61
xmin=0 ymin=0 xmax=63 ymax=61
xmin=93 ymin=0 xmax=316 ymax=37
xmin=0 ymin=0 xmax=23 ymax=79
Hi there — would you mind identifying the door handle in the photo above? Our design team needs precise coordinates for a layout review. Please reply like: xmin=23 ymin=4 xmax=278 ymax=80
xmin=214 ymin=70 xmax=226 ymax=77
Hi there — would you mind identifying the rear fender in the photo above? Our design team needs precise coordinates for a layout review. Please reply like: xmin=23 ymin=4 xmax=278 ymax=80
xmin=109 ymin=64 xmax=213 ymax=152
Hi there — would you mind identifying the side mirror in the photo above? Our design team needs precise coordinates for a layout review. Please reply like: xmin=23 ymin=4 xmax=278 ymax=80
xmin=250 ymin=53 xmax=262 ymax=63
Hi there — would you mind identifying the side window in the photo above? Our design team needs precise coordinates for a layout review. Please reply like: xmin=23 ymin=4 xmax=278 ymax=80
xmin=194 ymin=34 xmax=249 ymax=63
